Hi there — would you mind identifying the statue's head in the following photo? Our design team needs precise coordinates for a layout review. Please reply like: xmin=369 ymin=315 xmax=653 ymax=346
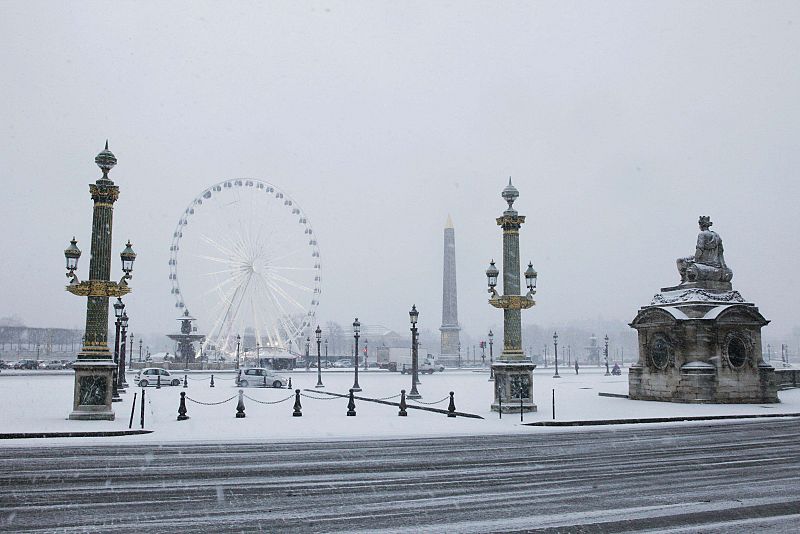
xmin=698 ymin=215 xmax=712 ymax=230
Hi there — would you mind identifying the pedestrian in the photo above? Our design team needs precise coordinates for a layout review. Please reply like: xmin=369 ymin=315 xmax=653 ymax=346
xmin=574 ymin=360 xmax=579 ymax=375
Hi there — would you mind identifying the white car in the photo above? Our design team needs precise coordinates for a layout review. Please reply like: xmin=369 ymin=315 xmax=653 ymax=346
xmin=135 ymin=368 xmax=181 ymax=387
xmin=237 ymin=368 xmax=289 ymax=388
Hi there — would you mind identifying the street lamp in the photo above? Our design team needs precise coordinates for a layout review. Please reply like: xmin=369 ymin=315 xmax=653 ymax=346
xmin=486 ymin=260 xmax=499 ymax=298
xmin=315 ymin=326 xmax=324 ymax=388
xmin=324 ymin=338 xmax=329 ymax=368
xmin=305 ymin=336 xmax=310 ymax=370
xmin=364 ymin=339 xmax=369 ymax=371
xmin=604 ymin=334 xmax=611 ymax=376
xmin=128 ymin=333 xmax=134 ymax=371
xmin=117 ymin=311 xmax=129 ymax=394
xmin=486 ymin=178 xmax=537 ymax=413
xmin=488 ymin=329 xmax=494 ymax=381
xmin=352 ymin=318 xmax=361 ymax=392
xmin=457 ymin=341 xmax=462 ymax=368
xmin=524 ymin=262 xmax=538 ymax=297
xmin=111 ymin=298 xmax=124 ymax=402
xmin=138 ymin=338 xmax=143 ymax=363
xmin=408 ymin=305 xmax=421 ymax=399
xmin=64 ymin=143 xmax=138 ymax=420
xmin=553 ymin=331 xmax=560 ymax=378
xmin=236 ymin=334 xmax=241 ymax=370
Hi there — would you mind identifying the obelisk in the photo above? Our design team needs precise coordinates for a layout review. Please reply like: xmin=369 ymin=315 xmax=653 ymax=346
xmin=440 ymin=215 xmax=461 ymax=366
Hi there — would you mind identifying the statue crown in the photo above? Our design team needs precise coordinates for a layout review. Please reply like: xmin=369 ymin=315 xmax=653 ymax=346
xmin=698 ymin=215 xmax=712 ymax=228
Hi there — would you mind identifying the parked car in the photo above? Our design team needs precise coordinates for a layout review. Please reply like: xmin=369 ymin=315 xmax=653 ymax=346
xmin=45 ymin=360 xmax=67 ymax=370
xmin=135 ymin=367 xmax=181 ymax=387
xmin=15 ymin=359 xmax=38 ymax=370
xmin=400 ymin=361 xmax=445 ymax=374
xmin=332 ymin=359 xmax=353 ymax=368
xmin=237 ymin=368 xmax=289 ymax=388
xmin=0 ymin=360 xmax=10 ymax=369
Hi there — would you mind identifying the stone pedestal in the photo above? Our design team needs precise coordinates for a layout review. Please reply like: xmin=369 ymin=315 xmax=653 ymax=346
xmin=629 ymin=286 xmax=778 ymax=404
xmin=69 ymin=360 xmax=117 ymax=420
xmin=491 ymin=360 xmax=537 ymax=413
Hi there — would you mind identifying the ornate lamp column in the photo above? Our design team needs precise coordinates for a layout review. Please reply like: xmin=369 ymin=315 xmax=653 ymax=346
xmin=65 ymin=143 xmax=136 ymax=420
xmin=553 ymin=332 xmax=560 ymax=378
xmin=408 ymin=305 xmax=421 ymax=399
xmin=118 ymin=311 xmax=129 ymax=393
xmin=352 ymin=318 xmax=361 ymax=392
xmin=488 ymin=329 xmax=494 ymax=381
xmin=315 ymin=325 xmax=324 ymax=388
xmin=486 ymin=178 xmax=538 ymax=413
xmin=604 ymin=334 xmax=611 ymax=376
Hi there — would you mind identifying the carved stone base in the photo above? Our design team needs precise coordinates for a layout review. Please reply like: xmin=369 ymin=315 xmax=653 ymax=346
xmin=69 ymin=360 xmax=117 ymax=420
xmin=629 ymin=291 xmax=778 ymax=404
xmin=491 ymin=361 xmax=537 ymax=413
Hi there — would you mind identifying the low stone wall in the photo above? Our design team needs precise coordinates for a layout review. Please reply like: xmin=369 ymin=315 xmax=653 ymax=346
xmin=775 ymin=368 xmax=800 ymax=389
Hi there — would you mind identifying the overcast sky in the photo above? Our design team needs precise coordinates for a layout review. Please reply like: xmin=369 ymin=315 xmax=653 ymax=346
xmin=2 ymin=1 xmax=799 ymax=342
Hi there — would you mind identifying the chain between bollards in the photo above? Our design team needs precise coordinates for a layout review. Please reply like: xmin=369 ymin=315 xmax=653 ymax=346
xmin=178 ymin=391 xmax=189 ymax=421
xmin=398 ymin=389 xmax=407 ymax=416
xmin=347 ymin=389 xmax=356 ymax=416
xmin=236 ymin=389 xmax=246 ymax=418
xmin=293 ymin=389 xmax=302 ymax=417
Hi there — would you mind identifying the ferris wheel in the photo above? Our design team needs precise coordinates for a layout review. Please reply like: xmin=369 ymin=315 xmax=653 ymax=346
xmin=168 ymin=179 xmax=320 ymax=355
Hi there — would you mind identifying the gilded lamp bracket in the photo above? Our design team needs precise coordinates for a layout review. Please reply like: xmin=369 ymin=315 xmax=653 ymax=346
xmin=66 ymin=280 xmax=132 ymax=298
xmin=489 ymin=295 xmax=535 ymax=310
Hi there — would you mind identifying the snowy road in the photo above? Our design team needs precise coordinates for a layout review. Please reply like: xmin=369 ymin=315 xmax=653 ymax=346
xmin=2 ymin=418 xmax=800 ymax=532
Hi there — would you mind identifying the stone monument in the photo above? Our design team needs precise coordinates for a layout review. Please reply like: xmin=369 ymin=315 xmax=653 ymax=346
xmin=439 ymin=215 xmax=461 ymax=367
xmin=629 ymin=216 xmax=778 ymax=403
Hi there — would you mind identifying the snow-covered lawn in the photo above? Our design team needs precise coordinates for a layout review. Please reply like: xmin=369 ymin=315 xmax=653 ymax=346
xmin=0 ymin=367 xmax=797 ymax=446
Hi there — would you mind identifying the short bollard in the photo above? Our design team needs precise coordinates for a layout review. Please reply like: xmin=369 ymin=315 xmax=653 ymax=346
xmin=498 ymin=397 xmax=502 ymax=419
xmin=156 ymin=373 xmax=162 ymax=389
xmin=552 ymin=388 xmax=556 ymax=420
xmin=140 ymin=388 xmax=146 ymax=429
xmin=447 ymin=391 xmax=456 ymax=418
xmin=177 ymin=391 xmax=189 ymax=421
xmin=236 ymin=389 xmax=246 ymax=418
xmin=288 ymin=377 xmax=292 ymax=389
xmin=293 ymin=389 xmax=302 ymax=417
xmin=210 ymin=374 xmax=215 ymax=388
xmin=183 ymin=374 xmax=188 ymax=388
xmin=398 ymin=389 xmax=407 ymax=417
xmin=263 ymin=375 xmax=267 ymax=387
xmin=520 ymin=397 xmax=524 ymax=422
xmin=347 ymin=389 xmax=356 ymax=416
xmin=128 ymin=392 xmax=137 ymax=429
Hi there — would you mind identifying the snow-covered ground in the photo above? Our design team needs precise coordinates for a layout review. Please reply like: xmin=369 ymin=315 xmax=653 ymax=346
xmin=0 ymin=367 xmax=797 ymax=446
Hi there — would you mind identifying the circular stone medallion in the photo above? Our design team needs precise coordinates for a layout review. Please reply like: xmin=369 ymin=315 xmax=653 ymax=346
xmin=649 ymin=335 xmax=671 ymax=370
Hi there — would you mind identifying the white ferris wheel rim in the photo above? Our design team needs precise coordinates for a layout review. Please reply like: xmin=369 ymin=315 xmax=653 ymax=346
xmin=168 ymin=178 xmax=320 ymax=354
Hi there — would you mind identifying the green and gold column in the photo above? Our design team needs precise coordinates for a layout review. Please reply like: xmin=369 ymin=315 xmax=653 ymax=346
xmin=67 ymin=143 xmax=132 ymax=421
xmin=489 ymin=179 xmax=537 ymax=413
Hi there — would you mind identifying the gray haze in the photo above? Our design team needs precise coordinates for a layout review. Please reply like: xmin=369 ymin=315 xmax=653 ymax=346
xmin=2 ymin=1 xmax=799 ymax=342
